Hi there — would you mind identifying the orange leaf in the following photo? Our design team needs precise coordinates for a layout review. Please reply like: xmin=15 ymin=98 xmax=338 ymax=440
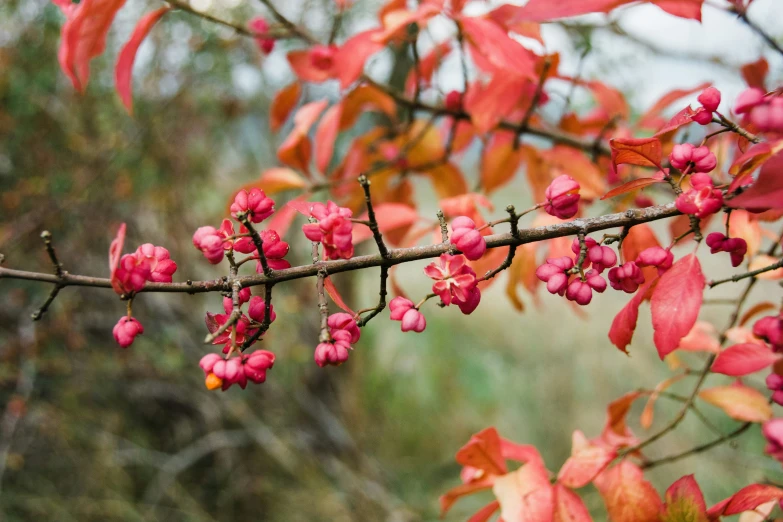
xmin=440 ymin=477 xmax=495 ymax=517
xmin=481 ymin=133 xmax=523 ymax=193
xmin=270 ymin=82 xmax=301 ymax=133
xmin=677 ymin=321 xmax=720 ymax=353
xmin=600 ymin=391 xmax=643 ymax=449
xmin=699 ymin=384 xmax=772 ymax=423
xmin=351 ymin=203 xmax=418 ymax=246
xmin=661 ymin=475 xmax=708 ymax=522
xmin=314 ymin=103 xmax=343 ymax=174
xmin=493 ymin=461 xmax=553 ymax=522
xmin=336 ymin=29 xmax=385 ymax=88
xmin=610 ymin=137 xmax=663 ymax=170
xmin=465 ymin=75 xmax=528 ymax=134
xmin=640 ymin=374 xmax=686 ymax=429
xmin=425 ymin=162 xmax=469 ymax=199
xmin=740 ymin=302 xmax=778 ymax=327
xmin=553 ymin=484 xmax=592 ymax=522
xmin=593 ymin=461 xmax=662 ymax=522
xmin=455 ymin=427 xmax=507 ymax=476
xmin=324 ymin=276 xmax=355 ymax=316
xmin=557 ymin=430 xmax=616 ymax=489
xmin=540 ymin=146 xmax=606 ymax=199
xmin=460 ymin=16 xmax=536 ymax=77
xmin=277 ymin=100 xmax=329 ymax=175
xmin=637 ymin=82 xmax=711 ymax=129
xmin=114 ymin=6 xmax=171 ymax=115
xmin=601 ymin=177 xmax=665 ymax=200
xmin=708 ymin=484 xmax=783 ymax=518
xmin=741 ymin=57 xmax=768 ymax=90
xmin=727 ymin=210 xmax=762 ymax=257
xmin=255 ymin=168 xmax=307 ymax=195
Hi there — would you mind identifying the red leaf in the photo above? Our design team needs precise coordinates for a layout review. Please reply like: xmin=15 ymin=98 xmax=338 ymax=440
xmin=651 ymin=0 xmax=703 ymax=21
xmin=115 ymin=6 xmax=170 ymax=114
xmin=493 ymin=460 xmax=553 ymax=522
xmin=324 ymin=276 xmax=355 ymax=315
xmin=728 ymin=149 xmax=783 ymax=212
xmin=56 ymin=0 xmax=128 ymax=92
xmin=651 ymin=254 xmax=704 ymax=359
xmin=465 ymin=75 xmax=528 ymax=134
xmin=637 ymin=82 xmax=711 ymax=129
xmin=314 ymin=103 xmax=343 ymax=174
xmin=515 ymin=0 xmax=634 ymax=21
xmin=557 ymin=430 xmax=616 ymax=489
xmin=270 ymin=82 xmax=301 ymax=133
xmin=661 ymin=475 xmax=707 ymax=522
xmin=707 ymin=484 xmax=783 ymax=517
xmin=610 ymin=137 xmax=663 ymax=170
xmin=601 ymin=177 xmax=665 ymax=200
xmin=593 ymin=462 xmax=662 ymax=522
xmin=109 ymin=222 xmax=126 ymax=295
xmin=599 ymin=391 xmax=643 ymax=449
xmin=460 ymin=16 xmax=536 ymax=78
xmin=480 ymin=132 xmax=524 ymax=192
xmin=336 ymin=29 xmax=385 ymax=89
xmin=351 ymin=203 xmax=418 ymax=246
xmin=553 ymin=484 xmax=592 ymax=522
xmin=467 ymin=500 xmax=500 ymax=522
xmin=699 ymin=384 xmax=772 ymax=423
xmin=440 ymin=478 xmax=495 ymax=517
xmin=654 ymin=106 xmax=697 ymax=136
xmin=711 ymin=343 xmax=780 ymax=376
xmin=608 ymin=281 xmax=653 ymax=354
xmin=741 ymin=57 xmax=768 ymax=90
xmin=277 ymin=100 xmax=329 ymax=174
xmin=455 ymin=427 xmax=507 ymax=476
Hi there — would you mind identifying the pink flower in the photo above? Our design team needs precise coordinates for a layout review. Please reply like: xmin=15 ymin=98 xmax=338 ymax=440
xmin=697 ymin=87 xmax=721 ymax=113
xmin=218 ymin=219 xmax=255 ymax=254
xmin=636 ymin=247 xmax=674 ymax=275
xmin=456 ymin=286 xmax=481 ymax=315
xmin=544 ymin=175 xmax=580 ymax=219
xmin=314 ymin=336 xmax=352 ymax=367
xmin=450 ymin=216 xmax=487 ymax=261
xmin=193 ymin=226 xmax=226 ymax=264
xmin=113 ymin=316 xmax=144 ymax=348
xmin=675 ymin=173 xmax=724 ymax=218
xmin=389 ymin=297 xmax=426 ymax=333
xmin=114 ymin=253 xmax=151 ymax=294
xmin=706 ymin=232 xmax=747 ymax=267
xmin=767 ymin=373 xmax=783 ymax=407
xmin=213 ymin=357 xmax=247 ymax=390
xmin=763 ymin=418 xmax=783 ymax=464
xmin=230 ymin=188 xmax=275 ymax=223
xmin=310 ymin=45 xmax=338 ymax=71
xmin=247 ymin=296 xmax=277 ymax=324
xmin=254 ymin=229 xmax=291 ymax=271
xmin=668 ymin=144 xmax=717 ymax=173
xmin=302 ymin=201 xmax=354 ymax=260
xmin=135 ymin=243 xmax=177 ymax=283
xmin=535 ymin=256 xmax=574 ymax=296
xmin=587 ymin=244 xmax=618 ymax=273
xmin=735 ymin=87 xmax=765 ymax=114
xmin=424 ymin=254 xmax=478 ymax=307
xmin=222 ymin=287 xmax=252 ymax=315
xmin=327 ymin=313 xmax=361 ymax=344
xmin=243 ymin=350 xmax=275 ymax=384
xmin=692 ymin=108 xmax=713 ymax=125
xmin=205 ymin=312 xmax=256 ymax=352
xmin=754 ymin=315 xmax=783 ymax=351
xmin=608 ymin=262 xmax=645 ymax=293
xmin=248 ymin=17 xmax=275 ymax=54
xmin=444 ymin=90 xmax=462 ymax=112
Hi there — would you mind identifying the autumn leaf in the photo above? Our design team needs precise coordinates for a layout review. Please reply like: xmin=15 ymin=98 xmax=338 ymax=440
xmin=651 ymin=0 xmax=703 ymax=21
xmin=115 ymin=6 xmax=170 ymax=115
xmin=277 ymin=100 xmax=329 ymax=175
xmin=324 ymin=276 xmax=355 ymax=315
xmin=515 ymin=0 xmax=634 ymax=22
xmin=593 ymin=461 xmax=662 ymax=522
xmin=270 ymin=82 xmax=301 ymax=133
xmin=741 ymin=57 xmax=768 ymax=90
xmin=728 ymin=149 xmax=783 ymax=212
xmin=651 ymin=254 xmax=704 ymax=359
xmin=553 ymin=484 xmax=592 ymax=522
xmin=254 ymin=168 xmax=308 ymax=195
xmin=699 ymin=384 xmax=772 ymax=423
xmin=336 ymin=29 xmax=385 ymax=88
xmin=707 ymin=484 xmax=783 ymax=518
xmin=637 ymin=82 xmax=711 ymax=129
xmin=711 ymin=343 xmax=780 ymax=376
xmin=351 ymin=203 xmax=418 ymax=246
xmin=455 ymin=427 xmax=507 ymax=476
xmin=459 ymin=16 xmax=536 ymax=77
xmin=557 ymin=430 xmax=616 ymax=489
xmin=601 ymin=177 xmax=665 ymax=200
xmin=493 ymin=460 xmax=553 ymax=522
xmin=661 ymin=475 xmax=708 ymax=522
xmin=610 ymin=137 xmax=663 ymax=170
xmin=481 ymin=132 xmax=524 ymax=193
xmin=599 ymin=391 xmax=643 ymax=449
xmin=640 ymin=374 xmax=686 ymax=429
xmin=608 ymin=281 xmax=653 ymax=354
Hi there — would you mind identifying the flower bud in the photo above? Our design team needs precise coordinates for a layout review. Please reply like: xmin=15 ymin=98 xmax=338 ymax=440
xmin=697 ymin=87 xmax=721 ymax=113
xmin=113 ymin=316 xmax=144 ymax=348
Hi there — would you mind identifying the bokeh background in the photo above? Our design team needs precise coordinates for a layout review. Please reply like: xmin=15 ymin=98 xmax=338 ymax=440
xmin=2 ymin=0 xmax=783 ymax=520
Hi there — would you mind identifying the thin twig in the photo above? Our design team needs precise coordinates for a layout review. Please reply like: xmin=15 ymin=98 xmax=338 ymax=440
xmin=255 ymin=0 xmax=317 ymax=43
xmin=241 ymin=283 xmax=274 ymax=350
xmin=482 ymin=207 xmax=521 ymax=281
xmin=358 ymin=176 xmax=390 ymax=259
xmin=31 ymin=231 xmax=66 ymax=321
xmin=436 ymin=210 xmax=449 ymax=243
xmin=317 ymin=270 xmax=330 ymax=342
xmin=236 ymin=211 xmax=273 ymax=276
xmin=357 ymin=267 xmax=388 ymax=327
xmin=708 ymin=258 xmax=783 ymax=288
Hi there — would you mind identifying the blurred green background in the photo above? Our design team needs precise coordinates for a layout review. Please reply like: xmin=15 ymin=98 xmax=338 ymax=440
xmin=2 ymin=0 xmax=783 ymax=520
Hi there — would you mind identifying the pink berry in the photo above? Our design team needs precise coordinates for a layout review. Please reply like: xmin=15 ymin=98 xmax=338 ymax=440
xmin=692 ymin=108 xmax=713 ymax=125
xmin=248 ymin=17 xmax=275 ymax=55
xmin=243 ymin=350 xmax=275 ymax=383
xmin=566 ymin=279 xmax=593 ymax=305
xmin=444 ymin=90 xmax=462 ymax=112
xmin=302 ymin=201 xmax=354 ymax=260
xmin=230 ymin=188 xmax=275 ymax=223
xmin=544 ymin=175 xmax=581 ymax=220
xmin=607 ymin=262 xmax=645 ymax=293
xmin=697 ymin=87 xmax=721 ymax=113
xmin=587 ymin=244 xmax=617 ymax=273
xmin=310 ymin=45 xmax=338 ymax=71
xmin=675 ymin=174 xmax=723 ymax=218
xmin=754 ymin=315 xmax=783 ymax=351
xmin=763 ymin=419 xmax=783 ymax=464
xmin=706 ymin=232 xmax=747 ymax=267
xmin=314 ymin=339 xmax=351 ymax=367
xmin=535 ymin=256 xmax=574 ymax=296
xmin=734 ymin=87 xmax=765 ymax=114
xmin=113 ymin=316 xmax=144 ymax=348
xmin=193 ymin=226 xmax=226 ymax=264
xmin=389 ymin=296 xmax=427 ymax=332
xmin=248 ymin=296 xmax=276 ymax=324
xmin=450 ymin=216 xmax=487 ymax=261
xmin=327 ymin=313 xmax=361 ymax=344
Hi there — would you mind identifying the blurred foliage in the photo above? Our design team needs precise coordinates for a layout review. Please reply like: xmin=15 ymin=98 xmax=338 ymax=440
xmin=0 ymin=1 xmax=780 ymax=521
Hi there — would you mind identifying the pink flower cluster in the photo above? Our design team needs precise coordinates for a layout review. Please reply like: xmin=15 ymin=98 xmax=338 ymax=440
xmin=706 ymin=233 xmax=747 ymax=267
xmin=302 ymin=201 xmax=355 ymax=260
xmin=674 ymin=173 xmax=724 ymax=219
xmin=635 ymin=246 xmax=674 ymax=275
xmin=608 ymin=262 xmax=644 ymax=293
xmin=389 ymin=297 xmax=426 ymax=333
xmin=424 ymin=254 xmax=481 ymax=314
xmin=315 ymin=313 xmax=361 ymax=367
xmin=735 ymin=88 xmax=783 ymax=133
xmin=692 ymin=87 xmax=721 ymax=125
xmin=450 ymin=216 xmax=487 ymax=261
xmin=544 ymin=175 xmax=580 ymax=219
xmin=668 ymin=144 xmax=717 ymax=173
xmin=248 ymin=17 xmax=275 ymax=55
xmin=192 ymin=189 xmax=290 ymax=269
xmin=754 ymin=314 xmax=783 ymax=352
xmin=199 ymin=350 xmax=276 ymax=391
xmin=113 ymin=317 xmax=144 ymax=348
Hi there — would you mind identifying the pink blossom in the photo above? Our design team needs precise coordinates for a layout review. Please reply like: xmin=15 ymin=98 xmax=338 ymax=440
xmin=114 ymin=253 xmax=151 ymax=294
xmin=113 ymin=316 xmax=144 ymax=348
xmin=692 ymin=108 xmax=713 ymax=125
xmin=668 ymin=144 xmax=717 ymax=173
xmin=697 ymin=87 xmax=721 ymax=113
xmin=706 ymin=232 xmax=747 ymax=267
xmin=754 ymin=315 xmax=783 ymax=351
xmin=254 ymin=229 xmax=291 ymax=271
xmin=608 ymin=262 xmax=645 ymax=293
xmin=675 ymin=173 xmax=724 ymax=218
xmin=535 ymin=256 xmax=574 ymax=296
xmin=302 ymin=201 xmax=354 ymax=260
xmin=424 ymin=254 xmax=478 ymax=307
xmin=456 ymin=286 xmax=481 ymax=315
xmin=389 ymin=297 xmax=426 ymax=333
xmin=767 ymin=373 xmax=783 ymax=406
xmin=327 ymin=313 xmax=361 ymax=344
xmin=243 ymin=350 xmax=275 ymax=383
xmin=450 ymin=216 xmax=487 ymax=261
xmin=248 ymin=17 xmax=275 ymax=54
xmin=544 ymin=175 xmax=580 ymax=219
xmin=193 ymin=226 xmax=226 ymax=264
xmin=314 ymin=337 xmax=352 ymax=367
xmin=222 ymin=287 xmax=252 ymax=315
xmin=230 ymin=188 xmax=275 ymax=223
xmin=135 ymin=243 xmax=177 ymax=283
xmin=763 ymin=418 xmax=783 ymax=464
xmin=205 ymin=312 xmax=256 ymax=352
xmin=636 ymin=246 xmax=674 ymax=275
xmin=734 ymin=87 xmax=766 ymax=114
xmin=247 ymin=296 xmax=276 ymax=324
